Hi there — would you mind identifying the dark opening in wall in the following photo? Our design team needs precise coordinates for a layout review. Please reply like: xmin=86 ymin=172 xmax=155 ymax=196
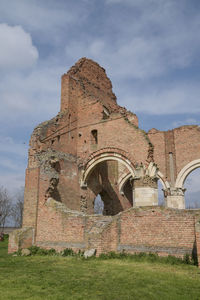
xmin=102 ymin=107 xmax=110 ymax=120
xmin=91 ymin=130 xmax=98 ymax=144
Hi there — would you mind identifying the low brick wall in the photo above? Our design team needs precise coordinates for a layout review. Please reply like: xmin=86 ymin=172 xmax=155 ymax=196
xmin=8 ymin=198 xmax=200 ymax=265
xmin=8 ymin=227 xmax=34 ymax=253
xmin=34 ymin=199 xmax=200 ymax=261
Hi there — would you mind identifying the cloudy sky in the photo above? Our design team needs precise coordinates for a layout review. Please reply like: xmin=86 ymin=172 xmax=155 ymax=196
xmin=0 ymin=0 xmax=200 ymax=205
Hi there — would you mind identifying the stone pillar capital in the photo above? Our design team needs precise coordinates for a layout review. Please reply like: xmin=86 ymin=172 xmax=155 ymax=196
xmin=167 ymin=187 xmax=186 ymax=197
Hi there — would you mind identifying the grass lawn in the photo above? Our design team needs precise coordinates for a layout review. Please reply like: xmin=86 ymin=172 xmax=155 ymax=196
xmin=1 ymin=238 xmax=200 ymax=299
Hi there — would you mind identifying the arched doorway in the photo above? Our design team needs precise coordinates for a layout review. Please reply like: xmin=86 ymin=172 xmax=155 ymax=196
xmin=86 ymin=160 xmax=132 ymax=215
xmin=82 ymin=150 xmax=136 ymax=216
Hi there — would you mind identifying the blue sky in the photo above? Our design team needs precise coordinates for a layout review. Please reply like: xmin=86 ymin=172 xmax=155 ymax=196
xmin=0 ymin=0 xmax=200 ymax=204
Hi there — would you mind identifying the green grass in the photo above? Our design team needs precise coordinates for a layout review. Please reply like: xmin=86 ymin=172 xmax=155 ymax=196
xmin=1 ymin=238 xmax=200 ymax=300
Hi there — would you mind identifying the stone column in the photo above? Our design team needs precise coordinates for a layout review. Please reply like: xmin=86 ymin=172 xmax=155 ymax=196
xmin=166 ymin=188 xmax=185 ymax=209
xmin=133 ymin=162 xmax=158 ymax=207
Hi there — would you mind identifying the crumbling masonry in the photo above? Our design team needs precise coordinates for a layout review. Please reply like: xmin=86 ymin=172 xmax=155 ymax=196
xmin=9 ymin=58 xmax=200 ymax=265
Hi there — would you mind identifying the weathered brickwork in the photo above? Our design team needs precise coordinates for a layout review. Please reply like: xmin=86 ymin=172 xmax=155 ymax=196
xmin=8 ymin=58 xmax=200 ymax=266
xmin=9 ymin=199 xmax=200 ymax=260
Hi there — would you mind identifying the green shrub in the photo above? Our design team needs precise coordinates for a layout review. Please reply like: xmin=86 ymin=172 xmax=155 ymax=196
xmin=183 ymin=253 xmax=190 ymax=264
xmin=77 ymin=249 xmax=84 ymax=257
xmin=62 ymin=248 xmax=75 ymax=257
xmin=37 ymin=248 xmax=49 ymax=255
xmin=138 ymin=252 xmax=147 ymax=258
xmin=12 ymin=245 xmax=198 ymax=267
xmin=15 ymin=248 xmax=22 ymax=256
xmin=148 ymin=253 xmax=159 ymax=262
xmin=119 ymin=251 xmax=128 ymax=259
xmin=28 ymin=246 xmax=40 ymax=255
xmin=98 ymin=251 xmax=196 ymax=266
xmin=99 ymin=253 xmax=109 ymax=260
xmin=28 ymin=246 xmax=57 ymax=256
xmin=107 ymin=251 xmax=119 ymax=259
xmin=164 ymin=255 xmax=184 ymax=265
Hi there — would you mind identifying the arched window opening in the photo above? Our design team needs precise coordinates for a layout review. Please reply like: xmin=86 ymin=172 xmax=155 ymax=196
xmin=158 ymin=180 xmax=165 ymax=206
xmin=94 ymin=194 xmax=104 ymax=215
xmin=184 ymin=168 xmax=200 ymax=209
xmin=91 ymin=130 xmax=98 ymax=144
xmin=85 ymin=156 xmax=135 ymax=216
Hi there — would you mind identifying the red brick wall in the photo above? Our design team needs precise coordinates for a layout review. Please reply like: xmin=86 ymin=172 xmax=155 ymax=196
xmin=23 ymin=167 xmax=40 ymax=228
xmin=148 ymin=126 xmax=200 ymax=182
xmin=119 ymin=208 xmax=195 ymax=256
xmin=174 ymin=126 xmax=200 ymax=175
xmin=34 ymin=201 xmax=199 ymax=259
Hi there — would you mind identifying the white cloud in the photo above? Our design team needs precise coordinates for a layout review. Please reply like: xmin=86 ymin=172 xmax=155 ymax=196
xmin=114 ymin=79 xmax=200 ymax=115
xmin=0 ymin=136 xmax=28 ymax=193
xmin=65 ymin=0 xmax=200 ymax=80
xmin=172 ymin=118 xmax=199 ymax=128
xmin=89 ymin=40 xmax=105 ymax=57
xmin=0 ymin=0 xmax=90 ymax=40
xmin=0 ymin=173 xmax=25 ymax=194
xmin=0 ymin=23 xmax=38 ymax=69
xmin=0 ymin=65 xmax=63 ymax=128
xmin=65 ymin=29 xmax=200 ymax=81
xmin=0 ymin=136 xmax=28 ymax=157
xmin=65 ymin=35 xmax=200 ymax=114
xmin=0 ymin=158 xmax=23 ymax=171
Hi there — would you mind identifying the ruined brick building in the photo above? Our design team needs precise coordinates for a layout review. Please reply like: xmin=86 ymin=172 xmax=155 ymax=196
xmin=9 ymin=58 xmax=200 ymax=264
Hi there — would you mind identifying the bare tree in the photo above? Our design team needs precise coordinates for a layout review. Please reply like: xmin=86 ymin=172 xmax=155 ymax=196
xmin=11 ymin=187 xmax=24 ymax=228
xmin=0 ymin=186 xmax=12 ymax=233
